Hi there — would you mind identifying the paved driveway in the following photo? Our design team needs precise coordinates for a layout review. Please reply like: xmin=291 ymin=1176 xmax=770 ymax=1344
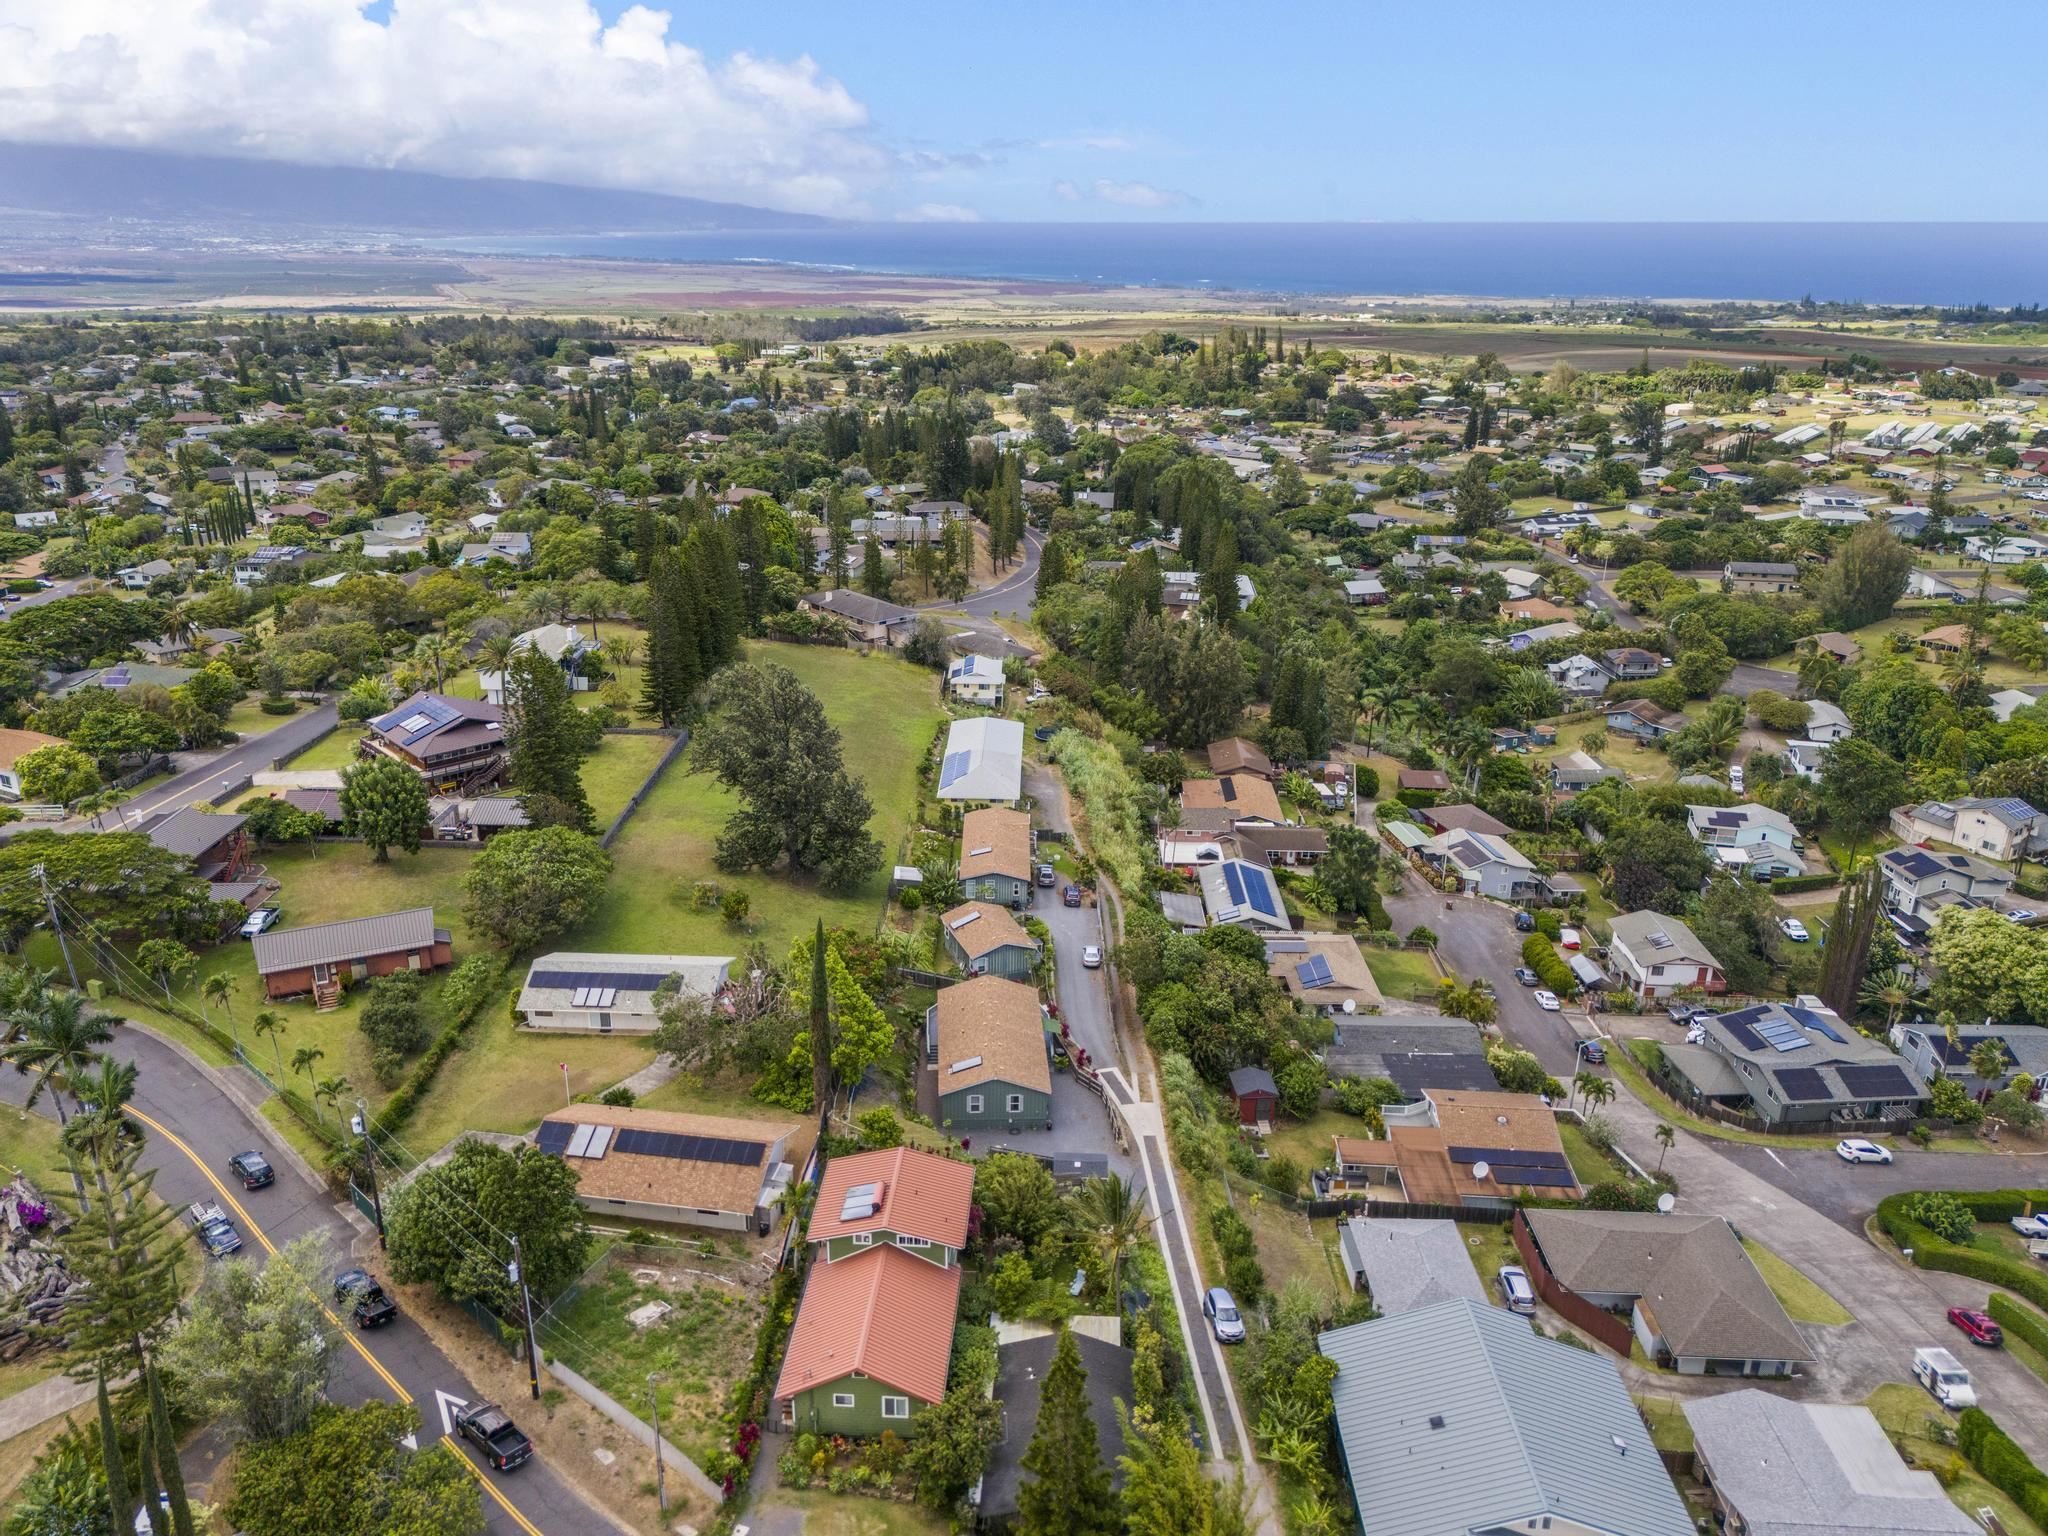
xmin=1705 ymin=1139 xmax=2048 ymax=1232
xmin=1722 ymin=662 xmax=1800 ymax=698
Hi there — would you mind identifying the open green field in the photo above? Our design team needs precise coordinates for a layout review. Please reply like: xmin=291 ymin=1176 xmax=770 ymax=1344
xmin=1531 ymin=718 xmax=1682 ymax=786
xmin=283 ymin=726 xmax=367 ymax=771
xmin=1362 ymin=945 xmax=1441 ymax=1003
xmin=564 ymin=641 xmax=944 ymax=963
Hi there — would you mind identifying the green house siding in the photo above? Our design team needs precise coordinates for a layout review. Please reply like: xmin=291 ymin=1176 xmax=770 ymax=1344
xmin=941 ymin=933 xmax=1039 ymax=981
xmin=782 ymin=1374 xmax=931 ymax=1438
xmin=940 ymin=1079 xmax=1052 ymax=1132
xmin=820 ymin=1232 xmax=955 ymax=1267
xmin=963 ymin=873 xmax=1031 ymax=908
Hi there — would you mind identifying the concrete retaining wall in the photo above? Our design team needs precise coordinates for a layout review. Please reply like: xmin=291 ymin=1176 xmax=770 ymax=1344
xmin=544 ymin=1357 xmax=723 ymax=1501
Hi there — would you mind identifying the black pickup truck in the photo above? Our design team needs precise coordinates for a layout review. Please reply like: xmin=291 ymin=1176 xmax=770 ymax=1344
xmin=455 ymin=1402 xmax=533 ymax=1471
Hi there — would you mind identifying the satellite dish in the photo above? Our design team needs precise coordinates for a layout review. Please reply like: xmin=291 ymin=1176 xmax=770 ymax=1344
xmin=1656 ymin=1192 xmax=1676 ymax=1214
xmin=1472 ymin=1161 xmax=1491 ymax=1182
xmin=1342 ymin=998 xmax=1357 ymax=1014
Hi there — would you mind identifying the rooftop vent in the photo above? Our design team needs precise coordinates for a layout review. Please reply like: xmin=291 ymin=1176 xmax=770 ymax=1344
xmin=1428 ymin=1414 xmax=1446 ymax=1430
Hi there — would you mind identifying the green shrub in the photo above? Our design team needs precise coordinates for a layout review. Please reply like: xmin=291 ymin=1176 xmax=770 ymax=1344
xmin=1223 ymin=1250 xmax=1265 ymax=1304
xmin=1210 ymin=1205 xmax=1256 ymax=1258
xmin=1519 ymin=934 xmax=1576 ymax=993
xmin=1905 ymin=1191 xmax=1976 ymax=1243
xmin=1356 ymin=766 xmax=1380 ymax=799
xmin=1955 ymin=1406 xmax=2048 ymax=1529
xmin=1987 ymin=1294 xmax=2048 ymax=1362
xmin=1533 ymin=910 xmax=1563 ymax=939
xmin=1395 ymin=788 xmax=1439 ymax=809
xmin=260 ymin=697 xmax=300 ymax=715
xmin=1879 ymin=1190 xmax=2048 ymax=1316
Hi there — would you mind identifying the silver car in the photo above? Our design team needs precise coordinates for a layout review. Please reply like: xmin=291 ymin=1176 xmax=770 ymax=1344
xmin=1203 ymin=1286 xmax=1245 ymax=1343
xmin=1497 ymin=1265 xmax=1536 ymax=1315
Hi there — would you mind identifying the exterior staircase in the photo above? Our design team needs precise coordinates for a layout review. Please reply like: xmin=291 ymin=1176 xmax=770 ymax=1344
xmin=313 ymin=976 xmax=341 ymax=1012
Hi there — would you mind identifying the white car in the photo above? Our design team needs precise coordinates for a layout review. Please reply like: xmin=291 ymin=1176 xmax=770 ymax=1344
xmin=1778 ymin=917 xmax=1809 ymax=942
xmin=1532 ymin=989 xmax=1561 ymax=1012
xmin=2008 ymin=909 xmax=2038 ymax=925
xmin=1081 ymin=945 xmax=1102 ymax=969
xmin=2012 ymin=1214 xmax=2048 ymax=1240
xmin=1835 ymin=1138 xmax=1892 ymax=1165
xmin=1730 ymin=767 xmax=1745 ymax=791
xmin=1559 ymin=927 xmax=1582 ymax=951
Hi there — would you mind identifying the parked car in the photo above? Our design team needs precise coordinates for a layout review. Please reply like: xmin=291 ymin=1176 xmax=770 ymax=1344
xmin=227 ymin=1150 xmax=274 ymax=1189
xmin=239 ymin=906 xmax=282 ymax=939
xmin=1514 ymin=911 xmax=1536 ymax=932
xmin=1203 ymin=1287 xmax=1246 ymax=1344
xmin=334 ymin=1269 xmax=399 ymax=1329
xmin=1559 ymin=927 xmax=1582 ymax=950
xmin=1532 ymin=989 xmax=1561 ymax=1012
xmin=1513 ymin=966 xmax=1540 ymax=987
xmin=1778 ymin=918 xmax=1809 ymax=942
xmin=1497 ymin=1265 xmax=1536 ymax=1315
xmin=2011 ymin=1214 xmax=2048 ymax=1240
xmin=1062 ymin=885 xmax=1082 ymax=908
xmin=1730 ymin=765 xmax=1746 ymax=792
xmin=1035 ymin=864 xmax=1056 ymax=887
xmin=1913 ymin=1345 xmax=1978 ymax=1408
xmin=454 ymin=1402 xmax=533 ymax=1471
xmin=2008 ymin=909 xmax=2039 ymax=925
xmin=187 ymin=1202 xmax=242 ymax=1258
xmin=1834 ymin=1138 xmax=1892 ymax=1165
xmin=1577 ymin=1039 xmax=1606 ymax=1064
xmin=1948 ymin=1307 xmax=2004 ymax=1348
xmin=1081 ymin=945 xmax=1102 ymax=969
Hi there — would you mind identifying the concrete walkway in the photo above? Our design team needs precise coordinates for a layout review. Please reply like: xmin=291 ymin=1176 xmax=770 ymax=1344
xmin=0 ymin=1369 xmax=97 ymax=1443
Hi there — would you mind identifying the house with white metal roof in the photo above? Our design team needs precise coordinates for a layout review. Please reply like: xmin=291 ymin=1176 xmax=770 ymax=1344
xmin=935 ymin=717 xmax=1024 ymax=804
xmin=516 ymin=951 xmax=734 ymax=1033
xmin=1319 ymin=1298 xmax=1691 ymax=1536
xmin=1196 ymin=858 xmax=1289 ymax=932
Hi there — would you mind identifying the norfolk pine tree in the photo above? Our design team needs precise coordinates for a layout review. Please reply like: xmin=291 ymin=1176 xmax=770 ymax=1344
xmin=1017 ymin=1326 xmax=1117 ymax=1536
xmin=503 ymin=644 xmax=595 ymax=831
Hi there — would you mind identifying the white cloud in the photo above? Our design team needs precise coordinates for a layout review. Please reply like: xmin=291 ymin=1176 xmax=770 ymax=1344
xmin=899 ymin=203 xmax=981 ymax=223
xmin=1089 ymin=178 xmax=1189 ymax=209
xmin=0 ymin=0 xmax=889 ymax=215
xmin=1050 ymin=177 xmax=1191 ymax=210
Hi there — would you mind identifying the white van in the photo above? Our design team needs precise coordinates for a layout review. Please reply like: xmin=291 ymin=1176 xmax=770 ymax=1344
xmin=1913 ymin=1346 xmax=1978 ymax=1408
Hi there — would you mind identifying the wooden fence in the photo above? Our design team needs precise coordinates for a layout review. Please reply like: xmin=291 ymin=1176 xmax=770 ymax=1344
xmin=1511 ymin=1210 xmax=1636 ymax=1355
xmin=598 ymin=729 xmax=688 ymax=849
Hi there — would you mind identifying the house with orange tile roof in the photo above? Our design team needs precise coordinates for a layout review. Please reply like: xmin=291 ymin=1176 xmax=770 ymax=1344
xmin=775 ymin=1147 xmax=975 ymax=1436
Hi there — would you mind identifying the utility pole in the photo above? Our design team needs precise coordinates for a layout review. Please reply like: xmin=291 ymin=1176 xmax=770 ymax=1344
xmin=509 ymin=1236 xmax=541 ymax=1400
xmin=647 ymin=1373 xmax=667 ymax=1514
xmin=31 ymin=865 xmax=80 ymax=990
xmin=352 ymin=1101 xmax=385 ymax=1247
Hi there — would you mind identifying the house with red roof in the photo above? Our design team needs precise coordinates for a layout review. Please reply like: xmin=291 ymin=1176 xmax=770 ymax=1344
xmin=774 ymin=1146 xmax=975 ymax=1437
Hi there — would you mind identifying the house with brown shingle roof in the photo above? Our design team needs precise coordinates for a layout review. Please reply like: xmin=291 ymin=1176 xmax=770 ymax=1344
xmin=775 ymin=1147 xmax=975 ymax=1437
xmin=0 ymin=727 xmax=65 ymax=801
xmin=534 ymin=1103 xmax=797 ymax=1233
xmin=957 ymin=806 xmax=1033 ymax=907
xmin=1180 ymin=773 xmax=1285 ymax=830
xmin=927 ymin=975 xmax=1051 ymax=1132
xmin=937 ymin=901 xmax=1041 ymax=981
xmin=1207 ymin=736 xmax=1275 ymax=780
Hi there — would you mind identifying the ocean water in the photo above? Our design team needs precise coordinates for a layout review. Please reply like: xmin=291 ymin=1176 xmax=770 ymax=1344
xmin=433 ymin=222 xmax=2048 ymax=306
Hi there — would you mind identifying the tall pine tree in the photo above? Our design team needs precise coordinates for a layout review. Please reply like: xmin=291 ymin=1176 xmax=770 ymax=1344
xmin=1017 ymin=1327 xmax=1117 ymax=1536
xmin=503 ymin=645 xmax=595 ymax=831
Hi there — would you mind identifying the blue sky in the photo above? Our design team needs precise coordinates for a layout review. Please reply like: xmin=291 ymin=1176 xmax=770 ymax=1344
xmin=608 ymin=0 xmax=2026 ymax=220
xmin=8 ymin=1 xmax=2031 ymax=221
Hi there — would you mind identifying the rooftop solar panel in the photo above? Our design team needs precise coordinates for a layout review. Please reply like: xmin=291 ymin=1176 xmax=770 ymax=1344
xmin=1785 ymin=1006 xmax=1846 ymax=1043
xmin=1296 ymin=955 xmax=1334 ymax=989
xmin=536 ymin=1121 xmax=574 ymax=1154
xmin=939 ymin=751 xmax=973 ymax=789
xmin=566 ymin=1123 xmax=597 ymax=1157
xmin=1771 ymin=1067 xmax=1830 ymax=1102
xmin=586 ymin=1125 xmax=612 ymax=1159
xmin=1222 ymin=863 xmax=1246 ymax=907
xmin=1836 ymin=1063 xmax=1920 ymax=1100
xmin=1721 ymin=1020 xmax=1767 ymax=1052
xmin=1503 ymin=1167 xmax=1577 ymax=1189
xmin=1244 ymin=867 xmax=1279 ymax=918
xmin=1446 ymin=1146 xmax=1572 ymax=1172
xmin=529 ymin=969 xmax=684 ymax=994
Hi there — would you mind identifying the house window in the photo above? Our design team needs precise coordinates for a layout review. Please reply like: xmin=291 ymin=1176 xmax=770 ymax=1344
xmin=1007 ymin=1094 xmax=1024 ymax=1114
xmin=852 ymin=1232 xmax=873 ymax=1247
xmin=881 ymin=1397 xmax=910 ymax=1420
xmin=897 ymin=1235 xmax=930 ymax=1249
xmin=598 ymin=1013 xmax=612 ymax=1033
xmin=966 ymin=1094 xmax=984 ymax=1114
xmin=781 ymin=1399 xmax=794 ymax=1426
xmin=832 ymin=1393 xmax=856 ymax=1409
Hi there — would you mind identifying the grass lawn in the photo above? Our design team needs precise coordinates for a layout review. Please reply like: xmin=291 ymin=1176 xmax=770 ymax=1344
xmin=541 ymin=1260 xmax=764 ymax=1467
xmin=281 ymin=726 xmax=366 ymax=771
xmin=1532 ymin=720 xmax=1677 ymax=787
xmin=221 ymin=696 xmax=283 ymax=739
xmin=1740 ymin=1236 xmax=1854 ymax=1325
xmin=750 ymin=1489 xmax=954 ymax=1536
xmin=581 ymin=732 xmax=673 ymax=827
xmin=1362 ymin=945 xmax=1441 ymax=1003
xmin=1259 ymin=1108 xmax=1354 ymax=1174
xmin=565 ymin=641 xmax=944 ymax=964
xmin=0 ymin=1419 xmax=68 ymax=1508
xmin=1557 ymin=1121 xmax=1621 ymax=1188
xmin=1866 ymin=1383 xmax=2044 ymax=1536
xmin=1634 ymin=1393 xmax=1695 ymax=1454
xmin=1817 ymin=827 xmax=1896 ymax=879
xmin=1457 ymin=1220 xmax=1521 ymax=1289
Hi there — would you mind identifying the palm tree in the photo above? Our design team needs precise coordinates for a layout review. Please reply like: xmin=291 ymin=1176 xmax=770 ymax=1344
xmin=202 ymin=974 xmax=236 ymax=1044
xmin=0 ymin=966 xmax=56 ymax=1040
xmin=314 ymin=1075 xmax=352 ymax=1128
xmin=160 ymin=603 xmax=196 ymax=653
xmin=1859 ymin=973 xmax=1916 ymax=1033
xmin=413 ymin=634 xmax=451 ymax=692
xmin=774 ymin=1178 xmax=815 ymax=1238
xmin=1068 ymin=1173 xmax=1154 ymax=1300
xmin=62 ymin=1056 xmax=139 ymax=1164
xmin=478 ymin=631 xmax=518 ymax=675
xmin=1970 ymin=1039 xmax=2009 ymax=1102
xmin=1569 ymin=1070 xmax=1601 ymax=1112
xmin=1579 ymin=1076 xmax=1615 ymax=1116
xmin=1 ymin=990 xmax=118 ymax=1125
xmin=1653 ymin=1122 xmax=1675 ymax=1173
xmin=289 ymin=1046 xmax=324 ymax=1112
xmin=253 ymin=1011 xmax=288 ymax=1088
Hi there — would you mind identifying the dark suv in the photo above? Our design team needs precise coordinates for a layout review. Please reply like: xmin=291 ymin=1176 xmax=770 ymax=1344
xmin=456 ymin=1402 xmax=533 ymax=1471
xmin=334 ymin=1268 xmax=399 ymax=1329
xmin=228 ymin=1150 xmax=274 ymax=1190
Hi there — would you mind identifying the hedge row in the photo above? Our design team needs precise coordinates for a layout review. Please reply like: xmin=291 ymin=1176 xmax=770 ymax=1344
xmin=1520 ymin=934 xmax=1577 ymax=995
xmin=1767 ymin=873 xmax=1837 ymax=895
xmin=1958 ymin=1406 xmax=2048 ymax=1530
xmin=1876 ymin=1190 xmax=2048 ymax=1315
xmin=369 ymin=956 xmax=510 ymax=1141
xmin=1986 ymin=1293 xmax=2048 ymax=1363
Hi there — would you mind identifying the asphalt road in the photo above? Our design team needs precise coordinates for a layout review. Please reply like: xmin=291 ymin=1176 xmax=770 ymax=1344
xmin=920 ymin=526 xmax=1043 ymax=619
xmin=1 ymin=575 xmax=90 ymax=613
xmin=1577 ymin=573 xmax=1647 ymax=632
xmin=0 ymin=1025 xmax=612 ymax=1536
xmin=1707 ymin=1139 xmax=2048 ymax=1233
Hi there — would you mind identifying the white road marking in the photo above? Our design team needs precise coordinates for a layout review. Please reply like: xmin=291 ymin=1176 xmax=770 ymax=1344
xmin=1763 ymin=1148 xmax=1789 ymax=1170
xmin=435 ymin=1389 xmax=470 ymax=1436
